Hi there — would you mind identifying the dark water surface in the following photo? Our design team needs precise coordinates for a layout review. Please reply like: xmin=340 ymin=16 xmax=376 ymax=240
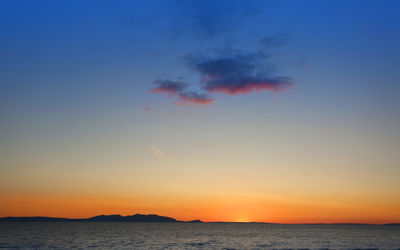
xmin=0 ymin=222 xmax=399 ymax=249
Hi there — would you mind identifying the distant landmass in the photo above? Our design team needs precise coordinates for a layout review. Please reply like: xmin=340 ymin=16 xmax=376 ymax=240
xmin=0 ymin=214 xmax=202 ymax=223
xmin=0 ymin=215 xmax=399 ymax=225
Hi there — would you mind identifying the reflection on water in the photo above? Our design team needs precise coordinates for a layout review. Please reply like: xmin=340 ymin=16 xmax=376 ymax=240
xmin=0 ymin=222 xmax=399 ymax=249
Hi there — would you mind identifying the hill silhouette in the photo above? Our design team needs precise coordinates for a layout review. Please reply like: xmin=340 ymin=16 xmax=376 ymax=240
xmin=0 ymin=215 xmax=398 ymax=225
xmin=0 ymin=214 xmax=202 ymax=223
xmin=87 ymin=214 xmax=179 ymax=222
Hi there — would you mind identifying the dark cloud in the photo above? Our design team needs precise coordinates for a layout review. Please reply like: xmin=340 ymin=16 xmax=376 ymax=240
xmin=177 ymin=91 xmax=214 ymax=105
xmin=151 ymin=79 xmax=188 ymax=96
xmin=150 ymin=79 xmax=212 ymax=106
xmin=184 ymin=50 xmax=293 ymax=95
xmin=150 ymin=38 xmax=294 ymax=106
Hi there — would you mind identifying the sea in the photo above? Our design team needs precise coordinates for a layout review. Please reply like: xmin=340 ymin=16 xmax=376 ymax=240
xmin=0 ymin=222 xmax=399 ymax=249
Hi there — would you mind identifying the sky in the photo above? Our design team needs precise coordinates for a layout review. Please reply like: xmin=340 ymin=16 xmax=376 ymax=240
xmin=0 ymin=0 xmax=400 ymax=223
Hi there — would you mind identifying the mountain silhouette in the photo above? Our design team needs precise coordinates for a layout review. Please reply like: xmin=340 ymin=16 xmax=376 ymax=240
xmin=0 ymin=214 xmax=201 ymax=223
xmin=87 ymin=214 xmax=179 ymax=222
xmin=1 ymin=215 xmax=397 ymax=225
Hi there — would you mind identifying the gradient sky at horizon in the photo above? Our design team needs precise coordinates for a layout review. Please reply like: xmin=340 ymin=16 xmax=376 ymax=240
xmin=1 ymin=0 xmax=400 ymax=223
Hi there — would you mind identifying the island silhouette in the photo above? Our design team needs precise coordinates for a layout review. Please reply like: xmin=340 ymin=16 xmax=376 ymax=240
xmin=0 ymin=214 xmax=202 ymax=223
xmin=0 ymin=214 xmax=399 ymax=225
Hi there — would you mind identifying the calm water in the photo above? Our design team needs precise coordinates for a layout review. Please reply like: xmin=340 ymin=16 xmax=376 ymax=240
xmin=0 ymin=222 xmax=399 ymax=249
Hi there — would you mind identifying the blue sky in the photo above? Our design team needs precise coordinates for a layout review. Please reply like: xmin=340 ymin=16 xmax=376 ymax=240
xmin=1 ymin=0 xmax=399 ymax=111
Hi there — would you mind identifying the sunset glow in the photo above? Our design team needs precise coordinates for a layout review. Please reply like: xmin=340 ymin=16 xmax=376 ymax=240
xmin=1 ymin=0 xmax=400 ymax=225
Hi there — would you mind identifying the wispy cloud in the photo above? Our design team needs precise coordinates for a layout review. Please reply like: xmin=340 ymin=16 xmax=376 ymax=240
xmin=150 ymin=79 xmax=213 ymax=106
xmin=144 ymin=106 xmax=152 ymax=112
xmin=151 ymin=79 xmax=188 ymax=97
xmin=177 ymin=91 xmax=214 ymax=105
xmin=149 ymin=145 xmax=165 ymax=158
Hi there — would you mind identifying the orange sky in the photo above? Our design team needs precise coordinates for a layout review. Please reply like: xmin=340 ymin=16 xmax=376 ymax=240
xmin=1 ymin=191 xmax=399 ymax=224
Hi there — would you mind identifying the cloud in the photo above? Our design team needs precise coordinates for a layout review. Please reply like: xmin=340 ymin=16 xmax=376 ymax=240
xmin=151 ymin=79 xmax=187 ymax=96
xmin=150 ymin=79 xmax=211 ymax=106
xmin=184 ymin=50 xmax=293 ymax=95
xmin=150 ymin=146 xmax=165 ymax=158
xmin=203 ymin=76 xmax=292 ymax=95
xmin=150 ymin=38 xmax=294 ymax=106
xmin=177 ymin=91 xmax=214 ymax=105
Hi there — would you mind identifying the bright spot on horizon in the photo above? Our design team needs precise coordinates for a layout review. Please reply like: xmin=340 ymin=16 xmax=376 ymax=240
xmin=235 ymin=217 xmax=250 ymax=223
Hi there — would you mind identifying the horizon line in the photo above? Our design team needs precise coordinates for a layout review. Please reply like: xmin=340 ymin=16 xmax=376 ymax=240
xmin=1 ymin=213 xmax=399 ymax=225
